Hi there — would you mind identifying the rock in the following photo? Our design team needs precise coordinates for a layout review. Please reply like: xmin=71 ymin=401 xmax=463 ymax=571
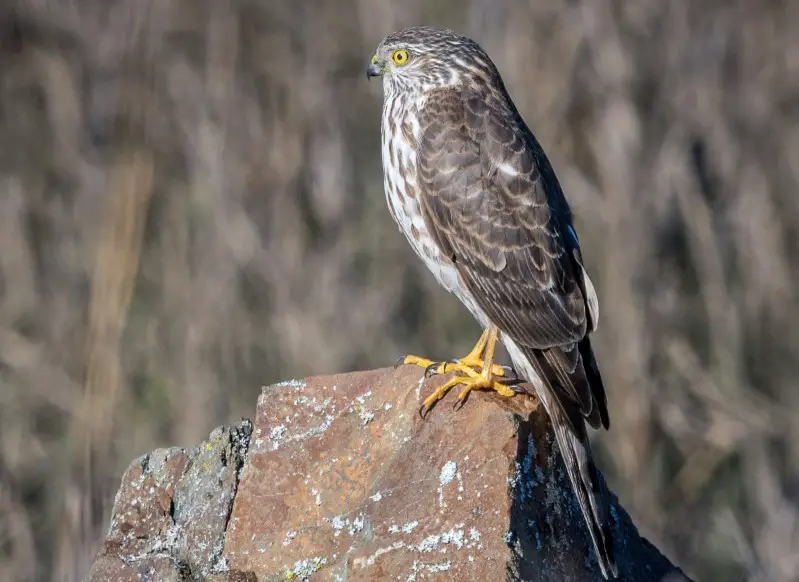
xmin=86 ymin=421 xmax=253 ymax=582
xmin=87 ymin=367 xmax=691 ymax=581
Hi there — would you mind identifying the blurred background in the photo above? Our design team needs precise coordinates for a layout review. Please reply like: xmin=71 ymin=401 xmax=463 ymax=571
xmin=0 ymin=1 xmax=797 ymax=580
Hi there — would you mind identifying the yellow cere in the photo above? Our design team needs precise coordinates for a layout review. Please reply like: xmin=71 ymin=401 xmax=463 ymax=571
xmin=391 ymin=49 xmax=409 ymax=65
xmin=371 ymin=54 xmax=378 ymax=65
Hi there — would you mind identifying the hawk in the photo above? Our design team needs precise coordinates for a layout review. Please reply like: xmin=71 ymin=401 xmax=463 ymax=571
xmin=367 ymin=27 xmax=617 ymax=578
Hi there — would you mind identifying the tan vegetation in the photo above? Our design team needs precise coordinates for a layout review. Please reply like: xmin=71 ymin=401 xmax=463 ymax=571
xmin=0 ymin=1 xmax=797 ymax=580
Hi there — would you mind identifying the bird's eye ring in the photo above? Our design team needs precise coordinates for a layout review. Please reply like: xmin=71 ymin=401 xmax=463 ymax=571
xmin=391 ymin=49 xmax=410 ymax=65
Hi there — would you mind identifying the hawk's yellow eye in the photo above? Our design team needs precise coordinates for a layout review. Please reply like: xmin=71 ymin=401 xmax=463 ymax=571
xmin=391 ymin=49 xmax=410 ymax=65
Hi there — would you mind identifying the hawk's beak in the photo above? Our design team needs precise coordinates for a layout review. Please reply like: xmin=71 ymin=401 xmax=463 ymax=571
xmin=366 ymin=56 xmax=383 ymax=80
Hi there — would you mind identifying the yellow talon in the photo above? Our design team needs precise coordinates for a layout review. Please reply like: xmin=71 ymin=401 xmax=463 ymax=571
xmin=402 ymin=327 xmax=507 ymax=377
xmin=399 ymin=326 xmax=517 ymax=416
xmin=445 ymin=358 xmax=507 ymax=379
xmin=401 ymin=354 xmax=447 ymax=374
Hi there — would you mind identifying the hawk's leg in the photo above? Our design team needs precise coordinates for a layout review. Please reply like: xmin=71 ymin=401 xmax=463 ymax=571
xmin=401 ymin=327 xmax=507 ymax=379
xmin=406 ymin=326 xmax=517 ymax=417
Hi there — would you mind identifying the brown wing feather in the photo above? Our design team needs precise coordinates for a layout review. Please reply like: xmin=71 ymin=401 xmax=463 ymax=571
xmin=416 ymin=87 xmax=606 ymax=427
xmin=415 ymin=86 xmax=616 ymax=578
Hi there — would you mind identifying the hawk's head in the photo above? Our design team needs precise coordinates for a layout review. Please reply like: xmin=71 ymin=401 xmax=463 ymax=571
xmin=367 ymin=27 xmax=499 ymax=96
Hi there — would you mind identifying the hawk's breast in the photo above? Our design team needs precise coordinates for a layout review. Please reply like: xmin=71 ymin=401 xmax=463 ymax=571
xmin=381 ymin=93 xmax=460 ymax=294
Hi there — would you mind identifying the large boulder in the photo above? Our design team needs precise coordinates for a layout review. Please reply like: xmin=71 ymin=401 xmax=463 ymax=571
xmin=87 ymin=367 xmax=690 ymax=581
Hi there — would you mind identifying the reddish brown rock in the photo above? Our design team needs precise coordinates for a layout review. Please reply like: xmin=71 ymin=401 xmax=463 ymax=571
xmin=223 ymin=367 xmax=688 ymax=581
xmin=88 ymin=367 xmax=690 ymax=581
xmin=224 ymin=366 xmax=535 ymax=581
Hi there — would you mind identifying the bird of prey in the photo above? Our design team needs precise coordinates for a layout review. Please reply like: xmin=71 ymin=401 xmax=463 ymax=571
xmin=367 ymin=27 xmax=617 ymax=578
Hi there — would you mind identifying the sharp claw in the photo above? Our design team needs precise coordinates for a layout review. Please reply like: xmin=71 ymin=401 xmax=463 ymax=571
xmin=424 ymin=363 xmax=440 ymax=378
xmin=509 ymin=384 xmax=532 ymax=395
xmin=498 ymin=375 xmax=521 ymax=386
xmin=419 ymin=403 xmax=432 ymax=419
xmin=394 ymin=356 xmax=407 ymax=369
xmin=496 ymin=369 xmax=521 ymax=383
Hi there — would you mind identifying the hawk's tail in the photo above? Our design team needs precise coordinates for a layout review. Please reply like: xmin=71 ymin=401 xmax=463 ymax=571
xmin=519 ymin=345 xmax=619 ymax=579
xmin=547 ymin=396 xmax=618 ymax=579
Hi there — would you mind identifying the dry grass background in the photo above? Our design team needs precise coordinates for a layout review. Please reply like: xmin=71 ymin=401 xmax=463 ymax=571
xmin=0 ymin=1 xmax=797 ymax=580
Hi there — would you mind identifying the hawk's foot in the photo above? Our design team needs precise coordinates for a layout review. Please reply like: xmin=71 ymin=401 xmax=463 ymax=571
xmin=395 ymin=326 xmax=518 ymax=417
xmin=400 ymin=354 xmax=509 ymax=380
xmin=419 ymin=363 xmax=517 ymax=417
xmin=397 ymin=327 xmax=508 ymax=380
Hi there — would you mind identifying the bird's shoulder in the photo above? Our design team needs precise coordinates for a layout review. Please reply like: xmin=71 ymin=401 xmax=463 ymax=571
xmin=413 ymin=86 xmax=599 ymax=347
xmin=419 ymin=85 xmax=523 ymax=145
xmin=418 ymin=86 xmax=556 ymax=209
xmin=416 ymin=86 xmax=560 ymax=261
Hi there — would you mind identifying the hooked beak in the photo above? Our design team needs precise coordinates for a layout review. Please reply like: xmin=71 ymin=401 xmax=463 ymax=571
xmin=366 ymin=55 xmax=383 ymax=80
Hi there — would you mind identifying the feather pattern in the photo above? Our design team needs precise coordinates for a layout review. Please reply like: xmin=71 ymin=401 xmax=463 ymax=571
xmin=374 ymin=26 xmax=616 ymax=578
xmin=414 ymin=86 xmax=615 ymax=576
xmin=415 ymin=87 xmax=608 ymax=426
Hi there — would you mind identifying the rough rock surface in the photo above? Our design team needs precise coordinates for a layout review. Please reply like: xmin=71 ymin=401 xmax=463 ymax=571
xmin=87 ymin=367 xmax=691 ymax=581
xmin=86 ymin=421 xmax=253 ymax=581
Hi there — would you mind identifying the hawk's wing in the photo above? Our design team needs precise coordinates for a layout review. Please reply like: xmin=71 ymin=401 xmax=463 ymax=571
xmin=415 ymin=87 xmax=608 ymax=430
